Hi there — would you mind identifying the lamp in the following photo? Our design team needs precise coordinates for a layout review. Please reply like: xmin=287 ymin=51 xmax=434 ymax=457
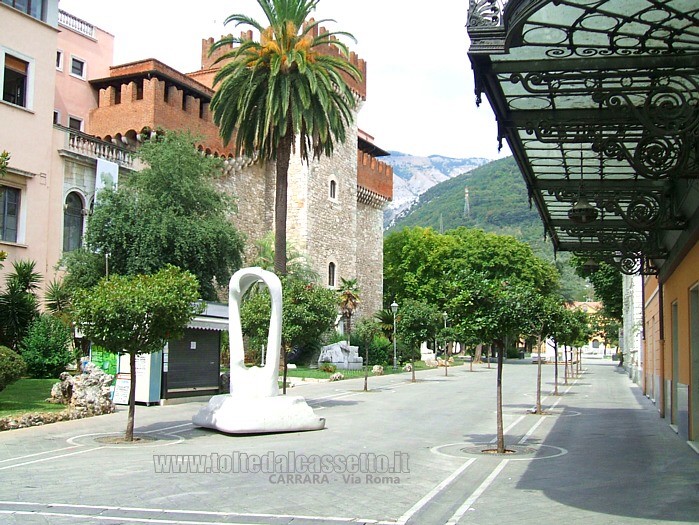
xmin=568 ymin=145 xmax=598 ymax=224
xmin=391 ymin=301 xmax=398 ymax=370
xmin=442 ymin=312 xmax=448 ymax=376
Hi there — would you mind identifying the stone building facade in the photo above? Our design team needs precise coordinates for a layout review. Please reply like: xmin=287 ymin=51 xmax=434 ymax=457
xmin=84 ymin=27 xmax=392 ymax=318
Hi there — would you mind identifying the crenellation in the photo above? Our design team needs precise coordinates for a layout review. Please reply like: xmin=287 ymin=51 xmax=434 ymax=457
xmin=98 ymin=86 xmax=115 ymax=107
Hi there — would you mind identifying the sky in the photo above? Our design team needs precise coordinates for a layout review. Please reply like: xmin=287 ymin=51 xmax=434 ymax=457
xmin=57 ymin=0 xmax=509 ymax=160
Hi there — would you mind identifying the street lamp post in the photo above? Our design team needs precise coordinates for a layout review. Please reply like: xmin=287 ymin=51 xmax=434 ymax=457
xmin=391 ymin=301 xmax=398 ymax=370
xmin=442 ymin=312 xmax=448 ymax=376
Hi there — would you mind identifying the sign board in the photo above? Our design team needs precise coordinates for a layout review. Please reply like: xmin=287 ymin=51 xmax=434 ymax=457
xmin=112 ymin=373 xmax=131 ymax=405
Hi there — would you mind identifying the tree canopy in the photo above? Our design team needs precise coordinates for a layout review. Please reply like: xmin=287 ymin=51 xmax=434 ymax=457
xmin=80 ymin=131 xmax=244 ymax=299
xmin=241 ymin=275 xmax=337 ymax=354
xmin=571 ymin=258 xmax=623 ymax=321
xmin=384 ymin=226 xmax=560 ymax=311
xmin=72 ymin=265 xmax=201 ymax=440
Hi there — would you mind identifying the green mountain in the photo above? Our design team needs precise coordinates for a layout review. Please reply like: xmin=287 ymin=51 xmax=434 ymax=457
xmin=387 ymin=156 xmax=589 ymax=301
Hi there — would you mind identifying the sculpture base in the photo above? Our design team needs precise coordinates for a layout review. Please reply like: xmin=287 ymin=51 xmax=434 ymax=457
xmin=192 ymin=394 xmax=325 ymax=434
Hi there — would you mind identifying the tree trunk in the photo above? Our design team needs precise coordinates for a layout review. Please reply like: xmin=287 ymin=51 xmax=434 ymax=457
xmin=496 ymin=341 xmax=505 ymax=454
xmin=474 ymin=343 xmax=482 ymax=364
xmin=577 ymin=348 xmax=582 ymax=375
xmin=554 ymin=339 xmax=559 ymax=395
xmin=411 ymin=355 xmax=416 ymax=382
xmin=444 ymin=342 xmax=448 ymax=377
xmin=487 ymin=345 xmax=491 ymax=369
xmin=125 ymin=352 xmax=136 ymax=442
xmin=364 ymin=341 xmax=369 ymax=392
xmin=535 ymin=335 xmax=543 ymax=414
xmin=274 ymin=134 xmax=293 ymax=276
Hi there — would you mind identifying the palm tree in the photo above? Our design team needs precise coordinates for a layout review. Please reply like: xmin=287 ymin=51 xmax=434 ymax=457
xmin=210 ymin=0 xmax=362 ymax=275
xmin=252 ymin=233 xmax=318 ymax=282
xmin=374 ymin=309 xmax=395 ymax=342
xmin=0 ymin=260 xmax=41 ymax=350
xmin=338 ymin=277 xmax=360 ymax=339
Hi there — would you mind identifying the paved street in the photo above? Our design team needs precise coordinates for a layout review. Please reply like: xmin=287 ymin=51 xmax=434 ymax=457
xmin=0 ymin=360 xmax=697 ymax=524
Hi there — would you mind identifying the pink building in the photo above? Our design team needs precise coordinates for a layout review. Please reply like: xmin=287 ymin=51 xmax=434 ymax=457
xmin=54 ymin=10 xmax=114 ymax=131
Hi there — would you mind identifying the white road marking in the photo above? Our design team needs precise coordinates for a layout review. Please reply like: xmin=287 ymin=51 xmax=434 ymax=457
xmin=518 ymin=416 xmax=547 ymax=444
xmin=0 ymin=446 xmax=103 ymax=471
xmin=0 ymin=501 xmax=374 ymax=523
xmin=0 ymin=445 xmax=79 ymax=464
xmin=445 ymin=459 xmax=509 ymax=524
xmin=489 ymin=415 xmax=526 ymax=443
xmin=396 ymin=458 xmax=477 ymax=524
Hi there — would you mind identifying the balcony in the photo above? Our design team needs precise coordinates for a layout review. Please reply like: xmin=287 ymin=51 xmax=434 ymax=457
xmin=57 ymin=125 xmax=135 ymax=168
xmin=58 ymin=10 xmax=95 ymax=39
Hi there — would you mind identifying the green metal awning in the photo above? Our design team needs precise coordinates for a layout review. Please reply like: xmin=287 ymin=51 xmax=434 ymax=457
xmin=467 ymin=0 xmax=699 ymax=276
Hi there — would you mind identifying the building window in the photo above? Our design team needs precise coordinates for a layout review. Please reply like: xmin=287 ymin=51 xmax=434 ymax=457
xmin=70 ymin=56 xmax=86 ymax=79
xmin=0 ymin=185 xmax=20 ymax=243
xmin=329 ymin=179 xmax=337 ymax=200
xmin=2 ymin=54 xmax=28 ymax=107
xmin=2 ymin=0 xmax=46 ymax=21
xmin=63 ymin=192 xmax=84 ymax=252
xmin=68 ymin=116 xmax=83 ymax=131
xmin=56 ymin=50 xmax=63 ymax=71
xmin=53 ymin=110 xmax=60 ymax=125
xmin=328 ymin=262 xmax=336 ymax=288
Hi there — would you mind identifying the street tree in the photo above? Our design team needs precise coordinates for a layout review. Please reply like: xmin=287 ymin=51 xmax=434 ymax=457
xmin=354 ymin=317 xmax=381 ymax=392
xmin=80 ymin=131 xmax=244 ymax=300
xmin=516 ymin=292 xmax=560 ymax=415
xmin=210 ymin=0 xmax=362 ymax=275
xmin=397 ymin=299 xmax=440 ymax=382
xmin=73 ymin=266 xmax=201 ymax=441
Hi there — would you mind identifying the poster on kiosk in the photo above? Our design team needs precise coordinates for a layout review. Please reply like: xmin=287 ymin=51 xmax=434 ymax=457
xmin=114 ymin=352 xmax=162 ymax=405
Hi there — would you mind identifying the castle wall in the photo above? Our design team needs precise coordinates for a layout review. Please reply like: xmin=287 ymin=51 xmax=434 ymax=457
xmin=355 ymin=201 xmax=385 ymax=317
xmin=298 ymin=116 xmax=359 ymax=291
xmin=216 ymin=160 xmax=275 ymax=264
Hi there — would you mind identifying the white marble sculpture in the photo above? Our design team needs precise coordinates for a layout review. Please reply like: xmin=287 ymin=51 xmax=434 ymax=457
xmin=192 ymin=267 xmax=325 ymax=433
xmin=318 ymin=341 xmax=363 ymax=370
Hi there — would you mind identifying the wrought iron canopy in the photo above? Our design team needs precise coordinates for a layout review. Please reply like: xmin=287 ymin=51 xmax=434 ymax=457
xmin=467 ymin=0 xmax=699 ymax=276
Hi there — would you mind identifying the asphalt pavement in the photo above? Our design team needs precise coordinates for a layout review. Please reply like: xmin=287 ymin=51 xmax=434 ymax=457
xmin=0 ymin=359 xmax=697 ymax=524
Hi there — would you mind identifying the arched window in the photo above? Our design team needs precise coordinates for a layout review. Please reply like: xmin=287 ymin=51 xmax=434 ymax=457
xmin=329 ymin=179 xmax=337 ymax=200
xmin=328 ymin=262 xmax=336 ymax=287
xmin=63 ymin=192 xmax=84 ymax=252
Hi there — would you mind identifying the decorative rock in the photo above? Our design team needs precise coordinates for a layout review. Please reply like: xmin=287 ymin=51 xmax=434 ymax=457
xmin=425 ymin=359 xmax=439 ymax=368
xmin=403 ymin=363 xmax=413 ymax=372
xmin=372 ymin=365 xmax=384 ymax=376
xmin=318 ymin=342 xmax=363 ymax=370
xmin=47 ymin=363 xmax=114 ymax=416
xmin=329 ymin=372 xmax=345 ymax=382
